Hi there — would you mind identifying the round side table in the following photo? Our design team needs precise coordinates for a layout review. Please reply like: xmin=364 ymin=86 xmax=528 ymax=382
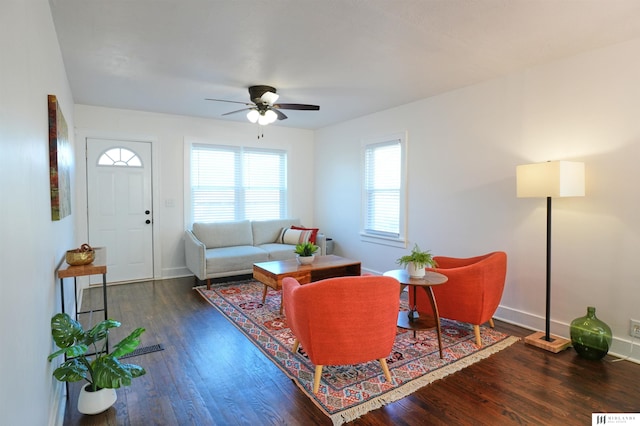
xmin=383 ymin=269 xmax=448 ymax=358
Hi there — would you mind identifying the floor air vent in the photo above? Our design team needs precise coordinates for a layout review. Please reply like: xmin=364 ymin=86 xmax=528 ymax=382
xmin=120 ymin=343 xmax=164 ymax=359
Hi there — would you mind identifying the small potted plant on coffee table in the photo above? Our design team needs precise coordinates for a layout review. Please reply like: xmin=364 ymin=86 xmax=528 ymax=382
xmin=396 ymin=244 xmax=437 ymax=278
xmin=294 ymin=241 xmax=319 ymax=265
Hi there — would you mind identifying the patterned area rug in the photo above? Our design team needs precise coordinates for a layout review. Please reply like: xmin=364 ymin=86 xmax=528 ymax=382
xmin=196 ymin=279 xmax=518 ymax=425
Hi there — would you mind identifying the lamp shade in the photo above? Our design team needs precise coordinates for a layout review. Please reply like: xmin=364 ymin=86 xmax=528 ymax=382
xmin=516 ymin=161 xmax=585 ymax=198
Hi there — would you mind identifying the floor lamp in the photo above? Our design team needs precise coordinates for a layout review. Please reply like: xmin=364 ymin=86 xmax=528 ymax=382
xmin=516 ymin=160 xmax=585 ymax=353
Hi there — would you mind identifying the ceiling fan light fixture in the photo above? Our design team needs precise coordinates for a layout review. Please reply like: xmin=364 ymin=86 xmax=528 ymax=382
xmin=264 ymin=109 xmax=278 ymax=124
xmin=261 ymin=91 xmax=279 ymax=105
xmin=258 ymin=113 xmax=269 ymax=125
xmin=246 ymin=109 xmax=260 ymax=123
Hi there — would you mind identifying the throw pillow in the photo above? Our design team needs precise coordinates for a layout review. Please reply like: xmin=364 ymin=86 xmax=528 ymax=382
xmin=290 ymin=225 xmax=319 ymax=244
xmin=279 ymin=227 xmax=313 ymax=245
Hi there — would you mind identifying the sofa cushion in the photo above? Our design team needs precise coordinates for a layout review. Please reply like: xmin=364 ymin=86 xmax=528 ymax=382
xmin=205 ymin=245 xmax=268 ymax=274
xmin=259 ymin=243 xmax=297 ymax=261
xmin=252 ymin=218 xmax=301 ymax=246
xmin=193 ymin=220 xmax=253 ymax=249
xmin=279 ymin=227 xmax=314 ymax=245
xmin=290 ymin=225 xmax=319 ymax=244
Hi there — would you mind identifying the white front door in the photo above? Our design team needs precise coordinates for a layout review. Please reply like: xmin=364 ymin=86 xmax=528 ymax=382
xmin=87 ymin=138 xmax=154 ymax=283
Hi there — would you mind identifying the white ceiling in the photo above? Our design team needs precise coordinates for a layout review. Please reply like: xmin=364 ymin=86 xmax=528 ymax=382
xmin=49 ymin=0 xmax=640 ymax=130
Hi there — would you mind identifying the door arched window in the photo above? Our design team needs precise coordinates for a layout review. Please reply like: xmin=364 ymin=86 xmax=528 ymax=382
xmin=97 ymin=147 xmax=142 ymax=167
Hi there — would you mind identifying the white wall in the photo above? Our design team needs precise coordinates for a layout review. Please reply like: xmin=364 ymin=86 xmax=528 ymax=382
xmin=73 ymin=106 xmax=316 ymax=279
xmin=315 ymin=37 xmax=640 ymax=361
xmin=0 ymin=0 xmax=76 ymax=424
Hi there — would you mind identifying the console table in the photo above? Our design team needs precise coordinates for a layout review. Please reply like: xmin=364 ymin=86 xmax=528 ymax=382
xmin=56 ymin=247 xmax=108 ymax=398
xmin=57 ymin=246 xmax=108 ymax=324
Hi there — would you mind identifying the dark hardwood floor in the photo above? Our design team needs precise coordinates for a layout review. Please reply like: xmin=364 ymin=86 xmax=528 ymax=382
xmin=63 ymin=277 xmax=640 ymax=425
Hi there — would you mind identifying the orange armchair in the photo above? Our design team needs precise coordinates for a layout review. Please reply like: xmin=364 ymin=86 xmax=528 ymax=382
xmin=410 ymin=251 xmax=507 ymax=347
xmin=283 ymin=275 xmax=400 ymax=393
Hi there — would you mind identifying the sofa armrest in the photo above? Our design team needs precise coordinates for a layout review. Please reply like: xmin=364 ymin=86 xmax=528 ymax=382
xmin=316 ymin=233 xmax=327 ymax=256
xmin=184 ymin=230 xmax=206 ymax=280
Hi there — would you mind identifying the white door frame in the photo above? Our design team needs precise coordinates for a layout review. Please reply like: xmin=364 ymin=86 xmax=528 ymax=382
xmin=75 ymin=130 xmax=161 ymax=283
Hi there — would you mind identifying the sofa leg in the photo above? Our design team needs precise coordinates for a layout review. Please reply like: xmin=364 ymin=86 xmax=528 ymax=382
xmin=474 ymin=325 xmax=482 ymax=347
xmin=207 ymin=278 xmax=211 ymax=290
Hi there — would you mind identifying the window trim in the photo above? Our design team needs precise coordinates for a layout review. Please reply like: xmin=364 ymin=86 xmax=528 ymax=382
xmin=360 ymin=131 xmax=408 ymax=248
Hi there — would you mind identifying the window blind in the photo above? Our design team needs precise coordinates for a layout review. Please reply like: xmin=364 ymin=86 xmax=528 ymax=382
xmin=191 ymin=144 xmax=286 ymax=223
xmin=364 ymin=140 xmax=401 ymax=238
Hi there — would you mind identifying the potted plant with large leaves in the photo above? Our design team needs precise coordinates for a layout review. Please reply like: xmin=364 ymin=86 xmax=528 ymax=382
xmin=47 ymin=313 xmax=146 ymax=415
xmin=396 ymin=244 xmax=438 ymax=278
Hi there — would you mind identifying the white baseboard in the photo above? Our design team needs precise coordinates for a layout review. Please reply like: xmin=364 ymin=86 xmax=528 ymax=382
xmin=161 ymin=266 xmax=192 ymax=279
xmin=495 ymin=305 xmax=640 ymax=364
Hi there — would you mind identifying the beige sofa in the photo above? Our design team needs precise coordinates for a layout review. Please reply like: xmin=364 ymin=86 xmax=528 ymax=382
xmin=184 ymin=218 xmax=325 ymax=288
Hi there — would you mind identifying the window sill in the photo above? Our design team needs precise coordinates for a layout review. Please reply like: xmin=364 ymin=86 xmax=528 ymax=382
xmin=359 ymin=233 xmax=407 ymax=249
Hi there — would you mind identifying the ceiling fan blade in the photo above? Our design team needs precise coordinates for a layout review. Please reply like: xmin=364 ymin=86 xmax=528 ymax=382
xmin=205 ymin=98 xmax=253 ymax=106
xmin=273 ymin=103 xmax=320 ymax=111
xmin=222 ymin=108 xmax=253 ymax=116
xmin=272 ymin=108 xmax=288 ymax=120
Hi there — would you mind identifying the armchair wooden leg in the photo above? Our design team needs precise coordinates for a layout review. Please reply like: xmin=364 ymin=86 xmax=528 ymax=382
xmin=293 ymin=339 xmax=300 ymax=354
xmin=474 ymin=325 xmax=482 ymax=347
xmin=379 ymin=358 xmax=392 ymax=383
xmin=313 ymin=365 xmax=323 ymax=393
xmin=489 ymin=318 xmax=495 ymax=328
xmin=206 ymin=278 xmax=211 ymax=290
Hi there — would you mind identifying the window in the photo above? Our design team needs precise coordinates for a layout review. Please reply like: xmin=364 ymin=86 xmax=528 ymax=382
xmin=361 ymin=133 xmax=407 ymax=246
xmin=189 ymin=144 xmax=287 ymax=223
xmin=97 ymin=148 xmax=142 ymax=167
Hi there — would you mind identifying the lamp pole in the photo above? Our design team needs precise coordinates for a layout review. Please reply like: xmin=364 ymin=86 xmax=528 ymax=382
xmin=545 ymin=196 xmax=552 ymax=341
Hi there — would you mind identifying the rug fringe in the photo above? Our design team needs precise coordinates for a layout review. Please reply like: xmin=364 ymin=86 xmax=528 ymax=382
xmin=329 ymin=336 xmax=520 ymax=426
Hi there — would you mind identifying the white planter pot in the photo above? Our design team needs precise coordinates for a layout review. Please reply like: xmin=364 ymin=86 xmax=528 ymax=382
xmin=77 ymin=383 xmax=117 ymax=415
xmin=296 ymin=254 xmax=315 ymax=265
xmin=407 ymin=262 xmax=426 ymax=278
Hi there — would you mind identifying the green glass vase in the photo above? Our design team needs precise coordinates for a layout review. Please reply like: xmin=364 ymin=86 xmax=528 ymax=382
xmin=570 ymin=306 xmax=612 ymax=360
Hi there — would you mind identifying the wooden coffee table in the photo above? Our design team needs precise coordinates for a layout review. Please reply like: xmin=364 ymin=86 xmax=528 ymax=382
xmin=253 ymin=255 xmax=361 ymax=313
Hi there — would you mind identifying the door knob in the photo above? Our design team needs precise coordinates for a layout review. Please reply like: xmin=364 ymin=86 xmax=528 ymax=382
xmin=145 ymin=210 xmax=150 ymax=215
xmin=145 ymin=219 xmax=151 ymax=224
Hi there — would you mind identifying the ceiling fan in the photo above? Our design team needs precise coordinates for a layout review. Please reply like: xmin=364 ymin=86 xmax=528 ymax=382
xmin=206 ymin=85 xmax=320 ymax=125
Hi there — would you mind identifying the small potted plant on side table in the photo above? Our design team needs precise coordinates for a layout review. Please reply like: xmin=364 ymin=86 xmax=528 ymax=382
xmin=294 ymin=241 xmax=319 ymax=265
xmin=47 ymin=313 xmax=146 ymax=415
xmin=396 ymin=244 xmax=437 ymax=278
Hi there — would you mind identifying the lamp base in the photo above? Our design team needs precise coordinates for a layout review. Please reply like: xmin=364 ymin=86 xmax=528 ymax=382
xmin=524 ymin=331 xmax=571 ymax=353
